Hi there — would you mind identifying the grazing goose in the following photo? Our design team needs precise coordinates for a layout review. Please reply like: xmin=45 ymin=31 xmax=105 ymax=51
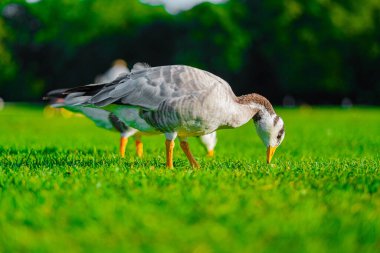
xmin=48 ymin=60 xmax=135 ymax=158
xmin=48 ymin=65 xmax=285 ymax=168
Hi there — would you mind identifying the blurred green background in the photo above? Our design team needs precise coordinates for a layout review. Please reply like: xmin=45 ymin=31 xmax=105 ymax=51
xmin=0 ymin=0 xmax=379 ymax=104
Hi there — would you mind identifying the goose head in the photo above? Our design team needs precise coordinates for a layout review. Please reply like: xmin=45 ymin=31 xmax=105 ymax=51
xmin=253 ymin=112 xmax=285 ymax=163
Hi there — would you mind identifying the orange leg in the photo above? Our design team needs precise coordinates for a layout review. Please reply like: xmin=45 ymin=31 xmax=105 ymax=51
xmin=120 ymin=136 xmax=128 ymax=158
xmin=180 ymin=141 xmax=200 ymax=168
xmin=135 ymin=140 xmax=143 ymax=158
xmin=207 ymin=150 xmax=214 ymax=157
xmin=165 ymin=140 xmax=175 ymax=168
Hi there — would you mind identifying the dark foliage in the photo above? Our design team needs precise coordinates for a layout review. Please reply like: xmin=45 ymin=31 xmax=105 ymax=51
xmin=0 ymin=0 xmax=379 ymax=104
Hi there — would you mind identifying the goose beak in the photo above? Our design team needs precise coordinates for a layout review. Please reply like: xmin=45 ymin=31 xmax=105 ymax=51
xmin=266 ymin=146 xmax=277 ymax=164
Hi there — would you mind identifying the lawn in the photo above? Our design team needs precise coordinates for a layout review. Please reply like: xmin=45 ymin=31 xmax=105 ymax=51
xmin=0 ymin=104 xmax=379 ymax=253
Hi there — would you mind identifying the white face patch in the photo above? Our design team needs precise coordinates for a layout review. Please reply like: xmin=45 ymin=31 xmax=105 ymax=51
xmin=254 ymin=114 xmax=285 ymax=147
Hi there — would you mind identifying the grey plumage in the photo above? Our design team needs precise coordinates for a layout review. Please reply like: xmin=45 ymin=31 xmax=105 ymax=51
xmin=59 ymin=65 xmax=242 ymax=137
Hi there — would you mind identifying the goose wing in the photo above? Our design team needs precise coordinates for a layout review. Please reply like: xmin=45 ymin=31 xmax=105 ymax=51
xmin=65 ymin=65 xmax=235 ymax=110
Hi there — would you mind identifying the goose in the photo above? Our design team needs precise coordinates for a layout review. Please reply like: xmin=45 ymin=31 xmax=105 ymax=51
xmin=47 ymin=65 xmax=285 ymax=168
xmin=48 ymin=60 xmax=135 ymax=158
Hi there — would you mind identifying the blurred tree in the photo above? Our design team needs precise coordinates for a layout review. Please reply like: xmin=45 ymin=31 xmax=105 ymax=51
xmin=0 ymin=0 xmax=170 ymax=100
xmin=231 ymin=0 xmax=380 ymax=103
xmin=0 ymin=0 xmax=379 ymax=104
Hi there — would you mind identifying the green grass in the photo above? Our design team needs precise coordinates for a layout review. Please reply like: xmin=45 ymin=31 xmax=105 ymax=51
xmin=0 ymin=104 xmax=380 ymax=253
